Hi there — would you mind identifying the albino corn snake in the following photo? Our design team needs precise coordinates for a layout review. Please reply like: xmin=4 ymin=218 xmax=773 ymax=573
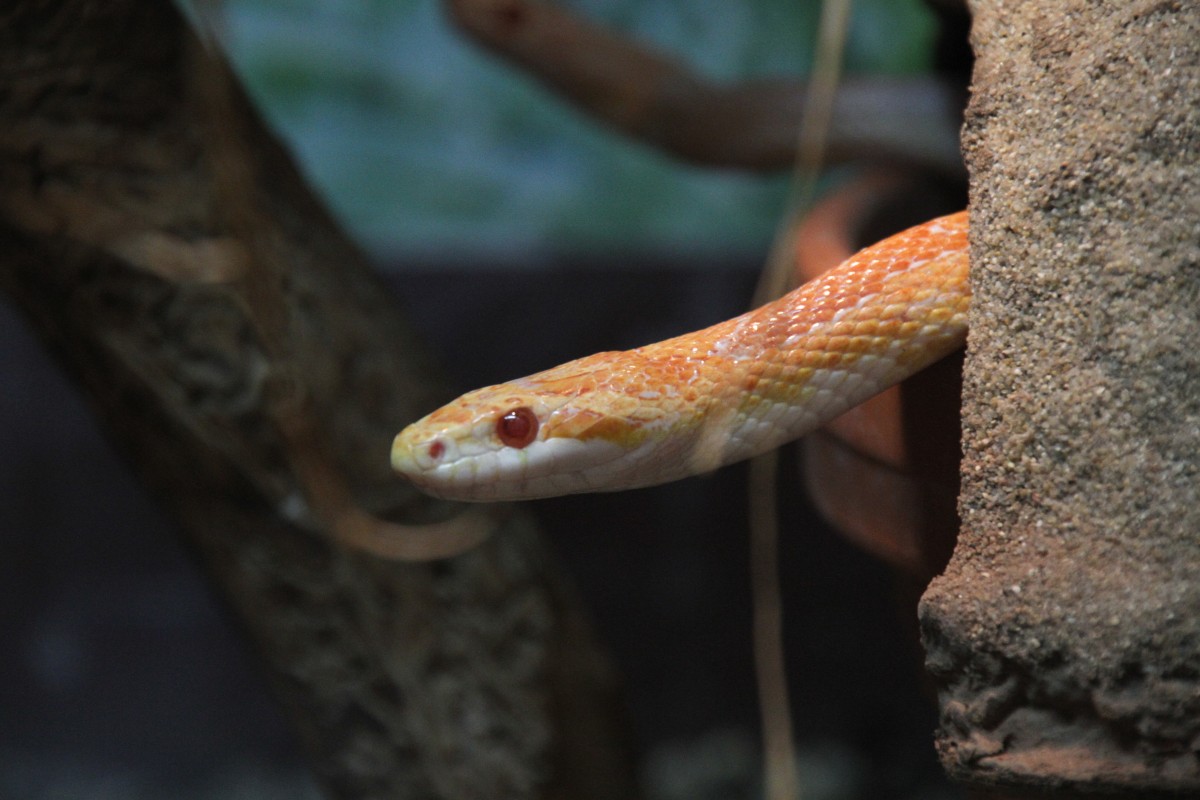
xmin=392 ymin=211 xmax=969 ymax=502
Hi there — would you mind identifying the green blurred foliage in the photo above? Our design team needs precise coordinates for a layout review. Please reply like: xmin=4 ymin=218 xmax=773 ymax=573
xmin=222 ymin=0 xmax=937 ymax=264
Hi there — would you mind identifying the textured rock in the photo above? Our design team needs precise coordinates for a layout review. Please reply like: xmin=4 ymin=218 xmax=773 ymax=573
xmin=921 ymin=0 xmax=1200 ymax=795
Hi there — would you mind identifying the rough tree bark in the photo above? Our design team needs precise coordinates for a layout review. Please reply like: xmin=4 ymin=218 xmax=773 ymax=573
xmin=0 ymin=3 xmax=634 ymax=798
xmin=921 ymin=1 xmax=1200 ymax=797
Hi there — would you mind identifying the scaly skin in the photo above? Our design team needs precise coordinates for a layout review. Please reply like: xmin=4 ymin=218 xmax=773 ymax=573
xmin=392 ymin=211 xmax=969 ymax=501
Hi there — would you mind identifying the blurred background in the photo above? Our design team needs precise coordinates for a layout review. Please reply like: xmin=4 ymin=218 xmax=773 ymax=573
xmin=0 ymin=1 xmax=963 ymax=798
xmin=222 ymin=0 xmax=939 ymax=259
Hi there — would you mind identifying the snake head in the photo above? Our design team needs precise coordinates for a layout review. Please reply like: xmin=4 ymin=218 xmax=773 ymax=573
xmin=391 ymin=352 xmax=695 ymax=501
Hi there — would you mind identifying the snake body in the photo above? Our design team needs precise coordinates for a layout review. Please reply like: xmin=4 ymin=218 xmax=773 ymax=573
xmin=392 ymin=211 xmax=969 ymax=501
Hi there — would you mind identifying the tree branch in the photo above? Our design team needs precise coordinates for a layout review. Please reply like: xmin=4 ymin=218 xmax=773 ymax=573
xmin=0 ymin=3 xmax=634 ymax=798
xmin=445 ymin=0 xmax=965 ymax=176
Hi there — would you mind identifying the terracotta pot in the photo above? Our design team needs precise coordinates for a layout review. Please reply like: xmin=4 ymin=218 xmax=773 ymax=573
xmin=793 ymin=170 xmax=965 ymax=578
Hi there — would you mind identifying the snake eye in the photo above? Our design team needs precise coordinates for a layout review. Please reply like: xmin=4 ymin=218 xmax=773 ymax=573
xmin=497 ymin=406 xmax=538 ymax=448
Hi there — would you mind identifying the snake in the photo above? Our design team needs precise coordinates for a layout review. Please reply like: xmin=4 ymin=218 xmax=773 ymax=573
xmin=392 ymin=211 xmax=969 ymax=502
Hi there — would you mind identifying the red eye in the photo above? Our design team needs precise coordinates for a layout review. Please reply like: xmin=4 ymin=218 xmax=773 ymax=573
xmin=497 ymin=406 xmax=538 ymax=448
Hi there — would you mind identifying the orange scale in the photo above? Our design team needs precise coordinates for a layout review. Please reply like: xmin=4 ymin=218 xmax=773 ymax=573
xmin=796 ymin=350 xmax=828 ymax=369
xmin=926 ymin=307 xmax=961 ymax=323
xmin=843 ymin=336 xmax=872 ymax=354
xmin=877 ymin=319 xmax=904 ymax=338
xmin=828 ymin=321 xmax=858 ymax=340
xmin=851 ymin=319 xmax=880 ymax=336
xmin=793 ymin=364 xmax=816 ymax=380
xmin=826 ymin=335 xmax=852 ymax=351
xmin=803 ymin=300 xmax=835 ymax=320
xmin=814 ymin=351 xmax=844 ymax=370
xmin=629 ymin=404 xmax=668 ymax=423
xmin=635 ymin=372 xmax=666 ymax=391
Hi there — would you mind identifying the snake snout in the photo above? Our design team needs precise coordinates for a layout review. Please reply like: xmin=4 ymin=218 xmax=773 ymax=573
xmin=391 ymin=428 xmax=449 ymax=476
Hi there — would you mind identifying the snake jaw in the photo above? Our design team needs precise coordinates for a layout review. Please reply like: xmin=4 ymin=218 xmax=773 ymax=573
xmin=392 ymin=420 xmax=631 ymax=502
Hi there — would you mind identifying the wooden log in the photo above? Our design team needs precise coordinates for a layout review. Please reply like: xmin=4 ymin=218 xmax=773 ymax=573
xmin=0 ymin=3 xmax=635 ymax=798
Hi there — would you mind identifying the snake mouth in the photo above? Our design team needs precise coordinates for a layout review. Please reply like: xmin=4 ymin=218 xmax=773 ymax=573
xmin=392 ymin=428 xmax=637 ymax=502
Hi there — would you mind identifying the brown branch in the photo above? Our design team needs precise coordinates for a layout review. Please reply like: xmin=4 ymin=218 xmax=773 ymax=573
xmin=445 ymin=0 xmax=965 ymax=176
xmin=0 ymin=3 xmax=634 ymax=798
xmin=189 ymin=24 xmax=495 ymax=562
